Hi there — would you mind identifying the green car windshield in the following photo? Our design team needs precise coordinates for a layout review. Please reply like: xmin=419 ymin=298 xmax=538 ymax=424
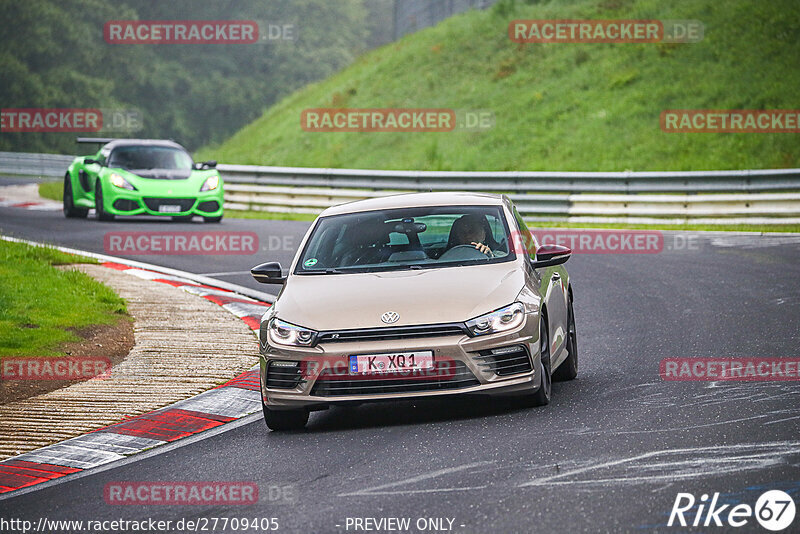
xmin=295 ymin=205 xmax=516 ymax=274
xmin=108 ymin=146 xmax=193 ymax=171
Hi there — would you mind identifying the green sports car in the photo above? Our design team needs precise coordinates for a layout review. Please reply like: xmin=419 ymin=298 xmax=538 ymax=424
xmin=63 ymin=138 xmax=224 ymax=222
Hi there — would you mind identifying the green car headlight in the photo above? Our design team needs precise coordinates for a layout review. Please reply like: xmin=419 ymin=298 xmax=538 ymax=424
xmin=466 ymin=302 xmax=526 ymax=336
xmin=268 ymin=318 xmax=317 ymax=347
xmin=200 ymin=175 xmax=220 ymax=192
xmin=109 ymin=173 xmax=136 ymax=191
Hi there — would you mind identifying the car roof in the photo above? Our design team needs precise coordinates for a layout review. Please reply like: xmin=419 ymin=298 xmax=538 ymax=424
xmin=319 ymin=192 xmax=508 ymax=217
xmin=102 ymin=139 xmax=187 ymax=151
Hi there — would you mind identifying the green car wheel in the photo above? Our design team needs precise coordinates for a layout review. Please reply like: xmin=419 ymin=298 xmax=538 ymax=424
xmin=63 ymin=174 xmax=88 ymax=218
xmin=95 ymin=182 xmax=114 ymax=221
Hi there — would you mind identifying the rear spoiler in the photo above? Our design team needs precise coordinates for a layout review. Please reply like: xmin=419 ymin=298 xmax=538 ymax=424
xmin=76 ymin=137 xmax=116 ymax=144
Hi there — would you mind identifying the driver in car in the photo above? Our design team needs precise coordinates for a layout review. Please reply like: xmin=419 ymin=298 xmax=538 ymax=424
xmin=448 ymin=214 xmax=494 ymax=256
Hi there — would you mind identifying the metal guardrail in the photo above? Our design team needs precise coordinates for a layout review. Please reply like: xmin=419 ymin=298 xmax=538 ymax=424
xmin=0 ymin=152 xmax=75 ymax=178
xmin=2 ymin=151 xmax=800 ymax=224
xmin=218 ymin=163 xmax=800 ymax=193
xmin=217 ymin=164 xmax=800 ymax=224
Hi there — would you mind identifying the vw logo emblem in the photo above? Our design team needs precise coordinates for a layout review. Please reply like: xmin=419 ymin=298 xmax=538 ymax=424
xmin=381 ymin=311 xmax=400 ymax=324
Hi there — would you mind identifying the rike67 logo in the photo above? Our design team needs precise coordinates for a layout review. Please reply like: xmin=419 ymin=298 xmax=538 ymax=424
xmin=669 ymin=490 xmax=796 ymax=531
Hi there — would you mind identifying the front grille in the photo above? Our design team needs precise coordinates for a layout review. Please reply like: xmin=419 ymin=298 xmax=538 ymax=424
xmin=310 ymin=360 xmax=479 ymax=397
xmin=265 ymin=361 xmax=304 ymax=389
xmin=143 ymin=197 xmax=196 ymax=212
xmin=197 ymin=200 xmax=220 ymax=212
xmin=317 ymin=323 xmax=468 ymax=344
xmin=113 ymin=198 xmax=139 ymax=211
xmin=474 ymin=345 xmax=532 ymax=377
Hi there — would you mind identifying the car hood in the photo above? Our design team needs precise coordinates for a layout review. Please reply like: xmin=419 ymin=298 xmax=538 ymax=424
xmin=273 ymin=261 xmax=525 ymax=331
xmin=127 ymin=168 xmax=192 ymax=180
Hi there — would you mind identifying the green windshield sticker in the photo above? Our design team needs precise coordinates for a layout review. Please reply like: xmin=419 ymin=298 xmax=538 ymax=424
xmin=304 ymin=258 xmax=318 ymax=267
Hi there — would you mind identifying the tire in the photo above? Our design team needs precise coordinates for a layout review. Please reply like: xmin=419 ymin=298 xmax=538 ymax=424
xmin=553 ymin=295 xmax=578 ymax=382
xmin=63 ymin=174 xmax=88 ymax=218
xmin=262 ymin=405 xmax=308 ymax=431
xmin=172 ymin=215 xmax=194 ymax=222
xmin=520 ymin=316 xmax=552 ymax=407
xmin=203 ymin=215 xmax=223 ymax=223
xmin=94 ymin=182 xmax=114 ymax=221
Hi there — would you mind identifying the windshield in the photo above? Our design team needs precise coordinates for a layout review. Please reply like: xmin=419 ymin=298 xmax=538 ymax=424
xmin=107 ymin=146 xmax=193 ymax=171
xmin=295 ymin=205 xmax=515 ymax=274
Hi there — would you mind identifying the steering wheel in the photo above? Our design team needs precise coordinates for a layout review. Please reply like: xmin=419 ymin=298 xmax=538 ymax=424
xmin=439 ymin=244 xmax=491 ymax=261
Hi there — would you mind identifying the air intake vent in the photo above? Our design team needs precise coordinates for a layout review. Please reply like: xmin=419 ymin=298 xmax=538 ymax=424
xmin=143 ymin=197 xmax=196 ymax=212
xmin=310 ymin=360 xmax=478 ymax=397
xmin=474 ymin=345 xmax=532 ymax=377
xmin=265 ymin=361 xmax=304 ymax=389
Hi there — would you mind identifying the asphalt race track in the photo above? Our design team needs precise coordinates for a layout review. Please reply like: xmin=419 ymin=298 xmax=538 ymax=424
xmin=2 ymin=196 xmax=800 ymax=533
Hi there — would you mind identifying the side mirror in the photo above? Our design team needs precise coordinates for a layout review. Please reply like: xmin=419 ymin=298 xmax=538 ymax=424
xmin=251 ymin=262 xmax=286 ymax=285
xmin=195 ymin=160 xmax=217 ymax=169
xmin=531 ymin=244 xmax=571 ymax=268
xmin=84 ymin=158 xmax=100 ymax=165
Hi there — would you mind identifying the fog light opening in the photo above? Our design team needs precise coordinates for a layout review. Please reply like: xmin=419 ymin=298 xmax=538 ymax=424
xmin=491 ymin=345 xmax=525 ymax=356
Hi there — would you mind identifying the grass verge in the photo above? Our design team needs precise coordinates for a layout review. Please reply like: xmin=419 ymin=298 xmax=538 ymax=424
xmin=0 ymin=239 xmax=128 ymax=358
xmin=227 ymin=209 xmax=318 ymax=222
xmin=38 ymin=181 xmax=62 ymax=202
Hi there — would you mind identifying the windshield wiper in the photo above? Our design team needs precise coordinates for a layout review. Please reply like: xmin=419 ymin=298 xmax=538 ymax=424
xmin=303 ymin=268 xmax=346 ymax=274
xmin=303 ymin=264 xmax=432 ymax=275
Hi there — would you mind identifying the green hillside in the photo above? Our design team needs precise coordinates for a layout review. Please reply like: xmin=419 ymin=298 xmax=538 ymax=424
xmin=200 ymin=0 xmax=800 ymax=171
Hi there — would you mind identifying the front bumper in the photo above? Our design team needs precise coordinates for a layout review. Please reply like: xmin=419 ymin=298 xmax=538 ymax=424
xmin=103 ymin=189 xmax=224 ymax=217
xmin=260 ymin=317 xmax=542 ymax=410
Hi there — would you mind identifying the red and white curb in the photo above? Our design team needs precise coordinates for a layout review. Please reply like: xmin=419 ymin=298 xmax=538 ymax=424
xmin=0 ymin=198 xmax=61 ymax=211
xmin=0 ymin=256 xmax=271 ymax=496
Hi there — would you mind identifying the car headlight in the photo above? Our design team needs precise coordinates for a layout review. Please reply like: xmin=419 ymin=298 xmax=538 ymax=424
xmin=268 ymin=318 xmax=317 ymax=347
xmin=200 ymin=175 xmax=220 ymax=192
xmin=109 ymin=173 xmax=136 ymax=191
xmin=466 ymin=302 xmax=526 ymax=336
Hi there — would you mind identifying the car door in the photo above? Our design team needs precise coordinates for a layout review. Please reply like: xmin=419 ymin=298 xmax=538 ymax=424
xmin=510 ymin=205 xmax=569 ymax=364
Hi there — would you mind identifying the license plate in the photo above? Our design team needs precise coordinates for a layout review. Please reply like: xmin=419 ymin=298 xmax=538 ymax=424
xmin=158 ymin=205 xmax=181 ymax=213
xmin=349 ymin=351 xmax=434 ymax=375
